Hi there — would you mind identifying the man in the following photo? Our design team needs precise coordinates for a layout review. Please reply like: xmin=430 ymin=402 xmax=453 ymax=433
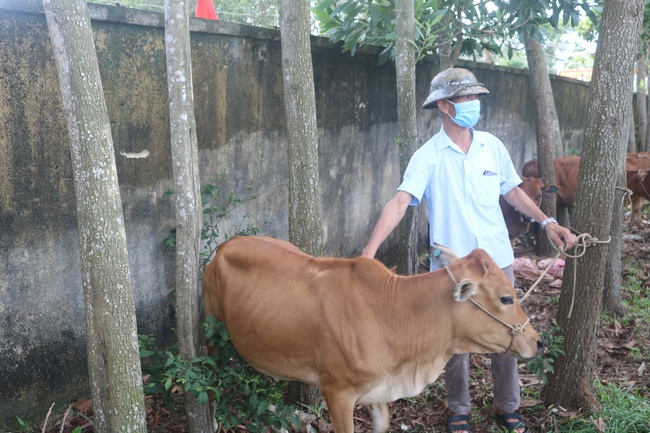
xmin=361 ymin=68 xmax=577 ymax=433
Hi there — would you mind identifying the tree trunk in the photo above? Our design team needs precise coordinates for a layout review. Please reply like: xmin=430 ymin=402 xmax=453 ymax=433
xmin=163 ymin=0 xmax=214 ymax=431
xmin=42 ymin=0 xmax=147 ymax=431
xmin=542 ymin=0 xmax=643 ymax=410
xmin=645 ymin=50 xmax=650 ymax=153
xmin=438 ymin=39 xmax=462 ymax=71
xmin=603 ymin=141 xmax=627 ymax=316
xmin=523 ymin=32 xmax=561 ymax=256
xmin=438 ymin=7 xmax=463 ymax=71
xmin=628 ymin=96 xmax=637 ymax=152
xmin=279 ymin=0 xmax=323 ymax=407
xmin=395 ymin=0 xmax=418 ymax=276
xmin=605 ymin=81 xmax=635 ymax=315
xmin=635 ymin=54 xmax=647 ymax=150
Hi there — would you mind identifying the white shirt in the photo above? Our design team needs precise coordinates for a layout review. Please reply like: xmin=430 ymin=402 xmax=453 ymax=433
xmin=398 ymin=126 xmax=521 ymax=268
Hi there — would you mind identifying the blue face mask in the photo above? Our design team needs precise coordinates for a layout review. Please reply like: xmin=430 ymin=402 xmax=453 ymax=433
xmin=447 ymin=99 xmax=481 ymax=128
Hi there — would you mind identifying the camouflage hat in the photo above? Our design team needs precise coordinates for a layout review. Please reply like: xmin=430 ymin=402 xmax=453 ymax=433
xmin=422 ymin=68 xmax=489 ymax=109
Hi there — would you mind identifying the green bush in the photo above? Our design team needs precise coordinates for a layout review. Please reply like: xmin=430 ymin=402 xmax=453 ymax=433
xmin=526 ymin=324 xmax=565 ymax=385
xmin=150 ymin=176 xmax=292 ymax=431
xmin=140 ymin=319 xmax=298 ymax=432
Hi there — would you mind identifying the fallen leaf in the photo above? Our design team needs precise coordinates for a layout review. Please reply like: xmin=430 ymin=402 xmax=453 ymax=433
xmin=591 ymin=417 xmax=606 ymax=432
xmin=520 ymin=398 xmax=543 ymax=407
xmin=623 ymin=339 xmax=637 ymax=349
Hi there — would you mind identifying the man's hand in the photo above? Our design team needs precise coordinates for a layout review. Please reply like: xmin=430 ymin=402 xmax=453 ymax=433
xmin=545 ymin=222 xmax=577 ymax=252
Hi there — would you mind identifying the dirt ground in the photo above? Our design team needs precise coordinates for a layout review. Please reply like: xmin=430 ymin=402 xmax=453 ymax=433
xmin=44 ymin=213 xmax=650 ymax=433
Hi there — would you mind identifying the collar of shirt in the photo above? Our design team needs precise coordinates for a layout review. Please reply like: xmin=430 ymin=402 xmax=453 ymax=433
xmin=435 ymin=125 xmax=485 ymax=156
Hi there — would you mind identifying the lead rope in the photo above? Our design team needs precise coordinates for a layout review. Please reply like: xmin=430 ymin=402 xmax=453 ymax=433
xmin=444 ymin=266 xmax=529 ymax=353
xmin=520 ymin=180 xmax=633 ymax=312
xmin=519 ymin=229 xmax=611 ymax=319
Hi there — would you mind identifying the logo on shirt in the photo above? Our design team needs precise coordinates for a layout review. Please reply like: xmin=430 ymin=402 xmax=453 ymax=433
xmin=483 ymin=170 xmax=497 ymax=176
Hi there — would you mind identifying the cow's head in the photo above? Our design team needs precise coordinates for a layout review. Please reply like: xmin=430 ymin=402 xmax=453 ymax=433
xmin=431 ymin=244 xmax=541 ymax=360
xmin=522 ymin=176 xmax=559 ymax=214
xmin=520 ymin=176 xmax=549 ymax=206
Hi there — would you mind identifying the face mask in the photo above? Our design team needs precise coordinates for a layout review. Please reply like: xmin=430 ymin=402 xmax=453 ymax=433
xmin=446 ymin=99 xmax=481 ymax=128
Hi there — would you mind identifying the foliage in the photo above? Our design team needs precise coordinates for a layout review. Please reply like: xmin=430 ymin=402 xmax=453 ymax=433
xmin=140 ymin=318 xmax=299 ymax=432
xmin=494 ymin=22 xmax=597 ymax=72
xmin=311 ymin=0 xmax=600 ymax=65
xmin=312 ymin=0 xmax=510 ymax=65
xmin=526 ymin=324 xmax=565 ymax=385
xmin=164 ymin=175 xmax=266 ymax=274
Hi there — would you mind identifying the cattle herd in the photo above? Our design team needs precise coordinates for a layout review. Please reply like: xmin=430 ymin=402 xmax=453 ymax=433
xmin=502 ymin=152 xmax=650 ymax=239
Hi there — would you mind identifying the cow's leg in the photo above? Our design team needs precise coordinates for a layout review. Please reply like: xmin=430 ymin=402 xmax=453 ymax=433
xmin=630 ymin=196 xmax=641 ymax=225
xmin=367 ymin=403 xmax=390 ymax=433
xmin=321 ymin=388 xmax=356 ymax=433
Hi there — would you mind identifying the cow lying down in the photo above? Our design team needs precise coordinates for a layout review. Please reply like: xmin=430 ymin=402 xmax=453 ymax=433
xmin=202 ymin=236 xmax=541 ymax=433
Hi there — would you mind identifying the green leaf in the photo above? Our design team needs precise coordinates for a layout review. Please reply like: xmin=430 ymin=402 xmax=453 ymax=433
xmin=140 ymin=349 xmax=156 ymax=358
xmin=16 ymin=417 xmax=30 ymax=432
xmin=257 ymin=399 xmax=268 ymax=416
xmin=198 ymin=390 xmax=209 ymax=406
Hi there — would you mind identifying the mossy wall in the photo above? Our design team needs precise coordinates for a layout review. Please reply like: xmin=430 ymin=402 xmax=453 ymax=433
xmin=0 ymin=0 xmax=589 ymax=425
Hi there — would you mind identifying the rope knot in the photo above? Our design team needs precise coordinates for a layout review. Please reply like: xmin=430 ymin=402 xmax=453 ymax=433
xmin=510 ymin=319 xmax=529 ymax=336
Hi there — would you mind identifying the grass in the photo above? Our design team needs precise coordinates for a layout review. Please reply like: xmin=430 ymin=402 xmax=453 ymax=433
xmin=554 ymin=382 xmax=650 ymax=433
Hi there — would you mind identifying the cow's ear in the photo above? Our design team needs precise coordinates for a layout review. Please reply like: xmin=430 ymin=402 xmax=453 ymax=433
xmin=542 ymin=184 xmax=560 ymax=194
xmin=453 ymin=279 xmax=477 ymax=302
xmin=430 ymin=243 xmax=459 ymax=268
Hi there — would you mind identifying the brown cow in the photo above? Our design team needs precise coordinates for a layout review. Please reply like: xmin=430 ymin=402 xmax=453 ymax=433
xmin=500 ymin=176 xmax=558 ymax=243
xmin=626 ymin=154 xmax=650 ymax=221
xmin=522 ymin=155 xmax=580 ymax=208
xmin=626 ymin=169 xmax=650 ymax=224
xmin=203 ymin=236 xmax=541 ymax=433
xmin=525 ymin=154 xmax=650 ymax=223
xmin=626 ymin=152 xmax=650 ymax=171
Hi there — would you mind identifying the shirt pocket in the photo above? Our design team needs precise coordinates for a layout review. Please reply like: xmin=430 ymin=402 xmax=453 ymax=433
xmin=472 ymin=165 xmax=501 ymax=207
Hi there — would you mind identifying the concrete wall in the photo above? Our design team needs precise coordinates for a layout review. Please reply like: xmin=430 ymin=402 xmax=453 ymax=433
xmin=0 ymin=0 xmax=590 ymax=425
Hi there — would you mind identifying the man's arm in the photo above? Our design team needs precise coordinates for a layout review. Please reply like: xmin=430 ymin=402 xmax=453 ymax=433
xmin=504 ymin=186 xmax=578 ymax=251
xmin=361 ymin=190 xmax=414 ymax=258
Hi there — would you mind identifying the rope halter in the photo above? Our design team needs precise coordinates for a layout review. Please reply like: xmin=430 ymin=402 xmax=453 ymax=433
xmin=444 ymin=266 xmax=529 ymax=354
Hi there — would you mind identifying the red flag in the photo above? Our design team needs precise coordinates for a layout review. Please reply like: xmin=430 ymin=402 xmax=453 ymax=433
xmin=195 ymin=0 xmax=218 ymax=20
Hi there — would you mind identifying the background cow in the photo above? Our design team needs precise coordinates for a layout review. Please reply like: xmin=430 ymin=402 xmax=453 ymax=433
xmin=202 ymin=236 xmax=541 ymax=433
xmin=626 ymin=152 xmax=650 ymax=171
xmin=524 ymin=153 xmax=650 ymax=225
xmin=522 ymin=155 xmax=580 ymax=208
xmin=626 ymin=169 xmax=650 ymax=224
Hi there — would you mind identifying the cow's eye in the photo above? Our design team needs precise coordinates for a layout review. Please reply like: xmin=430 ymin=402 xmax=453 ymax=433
xmin=500 ymin=296 xmax=514 ymax=305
